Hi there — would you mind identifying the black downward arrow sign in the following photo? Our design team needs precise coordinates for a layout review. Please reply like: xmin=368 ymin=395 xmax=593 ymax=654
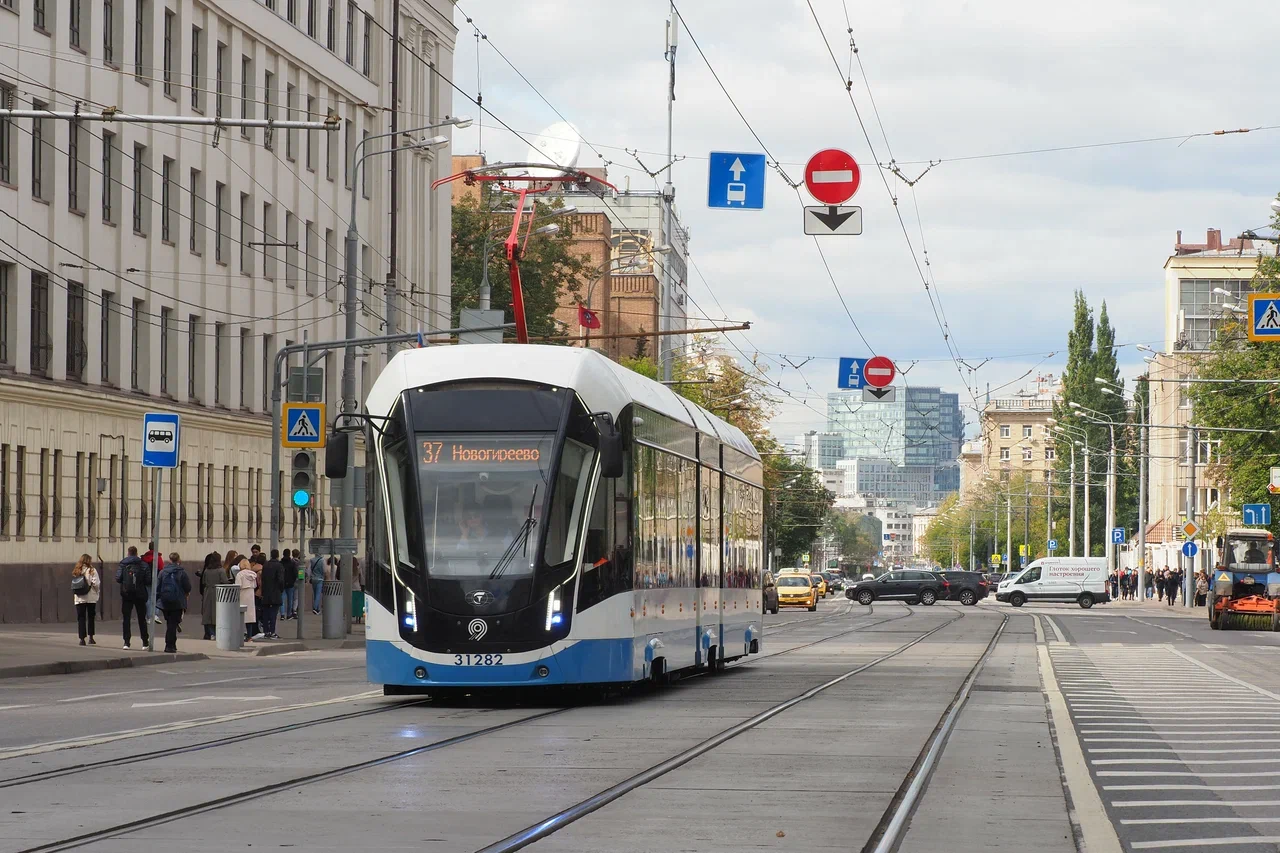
xmin=811 ymin=205 xmax=855 ymax=231
xmin=864 ymin=386 xmax=893 ymax=400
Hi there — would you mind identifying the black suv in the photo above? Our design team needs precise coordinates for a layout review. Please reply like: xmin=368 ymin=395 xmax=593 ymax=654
xmin=845 ymin=570 xmax=950 ymax=606
xmin=938 ymin=571 xmax=989 ymax=606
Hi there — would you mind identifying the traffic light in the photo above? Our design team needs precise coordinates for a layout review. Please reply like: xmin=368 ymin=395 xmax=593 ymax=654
xmin=291 ymin=449 xmax=316 ymax=509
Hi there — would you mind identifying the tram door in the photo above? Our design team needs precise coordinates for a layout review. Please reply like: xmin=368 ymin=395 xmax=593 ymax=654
xmin=700 ymin=462 xmax=722 ymax=663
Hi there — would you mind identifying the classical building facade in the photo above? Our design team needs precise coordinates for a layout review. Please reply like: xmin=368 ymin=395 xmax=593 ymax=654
xmin=0 ymin=0 xmax=457 ymax=621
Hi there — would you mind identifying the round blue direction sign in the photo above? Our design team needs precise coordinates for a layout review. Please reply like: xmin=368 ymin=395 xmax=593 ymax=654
xmin=1182 ymin=540 xmax=1199 ymax=558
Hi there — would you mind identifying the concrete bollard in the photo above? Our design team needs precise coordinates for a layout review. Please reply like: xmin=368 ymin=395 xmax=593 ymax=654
xmin=322 ymin=579 xmax=344 ymax=639
xmin=215 ymin=584 xmax=244 ymax=651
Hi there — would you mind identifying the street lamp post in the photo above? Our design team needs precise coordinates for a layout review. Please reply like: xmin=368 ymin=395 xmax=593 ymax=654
xmin=1072 ymin=401 xmax=1121 ymax=578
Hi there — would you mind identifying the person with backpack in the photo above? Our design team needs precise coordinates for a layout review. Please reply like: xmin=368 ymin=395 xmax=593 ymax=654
xmin=71 ymin=554 xmax=100 ymax=646
xmin=197 ymin=552 xmax=227 ymax=640
xmin=309 ymin=552 xmax=326 ymax=615
xmin=156 ymin=552 xmax=192 ymax=653
xmin=115 ymin=545 xmax=151 ymax=649
xmin=260 ymin=549 xmax=286 ymax=639
xmin=280 ymin=550 xmax=298 ymax=621
xmin=142 ymin=542 xmax=165 ymax=624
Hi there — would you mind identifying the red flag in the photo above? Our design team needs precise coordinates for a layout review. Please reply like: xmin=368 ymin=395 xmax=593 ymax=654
xmin=578 ymin=305 xmax=602 ymax=330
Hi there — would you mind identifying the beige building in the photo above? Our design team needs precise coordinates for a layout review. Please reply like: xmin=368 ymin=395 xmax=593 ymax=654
xmin=1144 ymin=229 xmax=1269 ymax=544
xmin=979 ymin=375 xmax=1060 ymax=483
xmin=959 ymin=440 xmax=985 ymax=497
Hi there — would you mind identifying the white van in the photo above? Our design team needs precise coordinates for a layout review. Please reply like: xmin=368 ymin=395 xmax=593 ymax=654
xmin=995 ymin=558 xmax=1109 ymax=609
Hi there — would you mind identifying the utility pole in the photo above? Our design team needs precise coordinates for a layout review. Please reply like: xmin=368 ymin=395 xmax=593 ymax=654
xmin=1046 ymin=471 xmax=1053 ymax=554
xmin=386 ymin=0 xmax=401 ymax=361
xmin=1137 ymin=394 xmax=1148 ymax=602
xmin=1185 ymin=425 xmax=1197 ymax=607
xmin=1104 ymin=424 xmax=1116 ymax=578
xmin=969 ymin=514 xmax=975 ymax=572
xmin=660 ymin=2 xmax=678 ymax=382
xmin=1024 ymin=475 xmax=1031 ymax=562
xmin=1083 ymin=441 xmax=1091 ymax=557
xmin=1068 ymin=443 xmax=1076 ymax=557
xmin=1006 ymin=492 xmax=1012 ymax=573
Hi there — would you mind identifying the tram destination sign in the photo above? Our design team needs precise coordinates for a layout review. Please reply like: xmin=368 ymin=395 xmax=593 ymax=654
xmin=420 ymin=438 xmax=548 ymax=466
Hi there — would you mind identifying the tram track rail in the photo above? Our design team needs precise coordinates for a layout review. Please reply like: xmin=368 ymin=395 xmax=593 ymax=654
xmin=6 ymin=603 xmax=925 ymax=853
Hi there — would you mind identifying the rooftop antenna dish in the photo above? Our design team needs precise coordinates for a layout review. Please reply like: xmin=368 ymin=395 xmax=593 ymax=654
xmin=522 ymin=121 xmax=582 ymax=179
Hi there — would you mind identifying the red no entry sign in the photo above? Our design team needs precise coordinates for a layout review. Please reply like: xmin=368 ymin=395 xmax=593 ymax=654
xmin=864 ymin=355 xmax=895 ymax=388
xmin=804 ymin=149 xmax=861 ymax=205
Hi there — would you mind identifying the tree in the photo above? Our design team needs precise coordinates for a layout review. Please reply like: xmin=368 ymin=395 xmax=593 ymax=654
xmin=825 ymin=511 xmax=877 ymax=566
xmin=449 ymin=187 xmax=591 ymax=338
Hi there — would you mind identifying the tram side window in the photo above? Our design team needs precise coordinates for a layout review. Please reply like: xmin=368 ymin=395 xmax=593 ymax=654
xmin=382 ymin=438 xmax=421 ymax=577
xmin=543 ymin=438 xmax=594 ymax=566
xmin=366 ymin=443 xmax=392 ymax=607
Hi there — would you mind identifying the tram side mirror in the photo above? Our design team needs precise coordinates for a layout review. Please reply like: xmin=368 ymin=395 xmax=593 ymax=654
xmin=325 ymin=433 xmax=350 ymax=479
xmin=596 ymin=416 xmax=624 ymax=479
xmin=1216 ymin=536 xmax=1224 ymax=550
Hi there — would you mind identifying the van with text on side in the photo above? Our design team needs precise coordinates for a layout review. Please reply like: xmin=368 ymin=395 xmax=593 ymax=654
xmin=995 ymin=557 xmax=1109 ymax=609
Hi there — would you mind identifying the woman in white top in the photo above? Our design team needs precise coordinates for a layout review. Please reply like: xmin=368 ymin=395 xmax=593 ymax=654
xmin=72 ymin=554 xmax=101 ymax=646
xmin=236 ymin=557 xmax=260 ymax=641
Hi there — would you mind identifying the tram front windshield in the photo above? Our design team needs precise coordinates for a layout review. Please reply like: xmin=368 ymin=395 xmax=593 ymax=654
xmin=414 ymin=433 xmax=596 ymax=578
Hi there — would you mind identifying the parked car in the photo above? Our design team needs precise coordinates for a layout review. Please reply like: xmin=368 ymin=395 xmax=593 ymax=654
xmin=845 ymin=570 xmax=950 ymax=606
xmin=938 ymin=571 xmax=989 ymax=606
xmin=763 ymin=572 xmax=779 ymax=614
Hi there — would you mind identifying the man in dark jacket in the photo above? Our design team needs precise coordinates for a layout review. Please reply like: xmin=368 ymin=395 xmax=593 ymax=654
xmin=142 ymin=542 xmax=164 ymax=624
xmin=280 ymin=550 xmax=298 ymax=620
xmin=115 ymin=546 xmax=151 ymax=650
xmin=157 ymin=553 xmax=192 ymax=653
xmin=261 ymin=550 xmax=286 ymax=639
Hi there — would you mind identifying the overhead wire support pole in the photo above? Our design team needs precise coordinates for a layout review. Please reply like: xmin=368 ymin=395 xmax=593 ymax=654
xmin=662 ymin=0 xmax=678 ymax=382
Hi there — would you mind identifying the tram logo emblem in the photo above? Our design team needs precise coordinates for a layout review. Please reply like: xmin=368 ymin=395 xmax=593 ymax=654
xmin=467 ymin=618 xmax=488 ymax=641
xmin=467 ymin=590 xmax=495 ymax=607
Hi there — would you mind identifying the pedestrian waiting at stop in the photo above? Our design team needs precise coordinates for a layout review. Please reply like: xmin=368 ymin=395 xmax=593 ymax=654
xmin=309 ymin=552 xmax=326 ymax=615
xmin=224 ymin=550 xmax=241 ymax=580
xmin=281 ymin=549 xmax=298 ymax=620
xmin=1144 ymin=570 xmax=1155 ymax=599
xmin=260 ymin=549 xmax=286 ymax=639
xmin=142 ymin=542 xmax=164 ymax=625
xmin=237 ymin=557 xmax=262 ymax=641
xmin=197 ymin=552 xmax=228 ymax=640
xmin=71 ymin=554 xmax=100 ymax=646
xmin=115 ymin=545 xmax=151 ymax=649
xmin=156 ymin=553 xmax=191 ymax=653
xmin=251 ymin=553 xmax=267 ymax=632
xmin=1195 ymin=569 xmax=1209 ymax=607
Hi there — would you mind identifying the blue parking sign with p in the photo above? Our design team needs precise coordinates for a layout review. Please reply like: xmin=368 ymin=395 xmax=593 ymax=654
xmin=142 ymin=412 xmax=180 ymax=468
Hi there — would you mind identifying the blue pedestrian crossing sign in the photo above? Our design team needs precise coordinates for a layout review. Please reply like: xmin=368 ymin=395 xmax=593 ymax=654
xmin=1182 ymin=540 xmax=1199 ymax=558
xmin=1111 ymin=527 xmax=1126 ymax=544
xmin=1243 ymin=503 xmax=1272 ymax=525
xmin=1248 ymin=293 xmax=1280 ymax=342
xmin=282 ymin=402 xmax=326 ymax=448
xmin=707 ymin=152 xmax=766 ymax=210
xmin=141 ymin=412 xmax=180 ymax=468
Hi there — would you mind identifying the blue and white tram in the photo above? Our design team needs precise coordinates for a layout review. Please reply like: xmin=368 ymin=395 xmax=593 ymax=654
xmin=337 ymin=344 xmax=766 ymax=692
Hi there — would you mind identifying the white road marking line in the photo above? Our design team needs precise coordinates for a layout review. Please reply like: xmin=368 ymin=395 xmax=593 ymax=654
xmin=1105 ymin=784 xmax=1280 ymax=791
xmin=58 ymin=688 xmax=165 ymax=703
xmin=1091 ymin=748 xmax=1280 ymax=754
xmin=1094 ymin=758 xmax=1280 ymax=766
xmin=1123 ymin=817 xmax=1280 ymax=825
xmin=1099 ymin=770 xmax=1280 ymax=777
xmin=183 ymin=665 xmax=359 ymax=687
xmin=1168 ymin=648 xmax=1280 ymax=702
xmin=1033 ymin=615 xmax=1045 ymax=644
xmin=1087 ymin=738 xmax=1280 ymax=743
xmin=0 ymin=690 xmax=380 ymax=759
xmin=0 ymin=705 xmax=35 ymax=712
xmin=1131 ymin=836 xmax=1280 ymax=849
xmin=132 ymin=694 xmax=280 ymax=708
xmin=1044 ymin=615 xmax=1067 ymax=643
xmin=1112 ymin=800 xmax=1280 ymax=808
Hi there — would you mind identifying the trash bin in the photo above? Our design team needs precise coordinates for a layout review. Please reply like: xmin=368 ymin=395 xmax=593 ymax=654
xmin=322 ymin=579 xmax=345 ymax=638
xmin=215 ymin=584 xmax=244 ymax=651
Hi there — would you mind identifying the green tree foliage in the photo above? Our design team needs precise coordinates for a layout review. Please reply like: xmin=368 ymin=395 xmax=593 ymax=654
xmin=449 ymin=186 xmax=591 ymax=338
xmin=1189 ymin=198 xmax=1280 ymax=533
xmin=922 ymin=473 xmax=1053 ymax=570
xmin=825 ymin=511 xmax=878 ymax=566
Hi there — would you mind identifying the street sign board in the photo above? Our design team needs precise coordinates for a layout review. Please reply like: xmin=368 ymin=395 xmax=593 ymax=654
xmin=1271 ymin=467 xmax=1280 ymax=495
xmin=1048 ymin=539 xmax=1058 ymax=552
xmin=1248 ymin=293 xmax=1280 ymax=342
xmin=802 ymin=553 xmax=811 ymax=564
xmin=1111 ymin=527 xmax=1126 ymax=544
xmin=1019 ymin=544 xmax=1027 ymax=557
xmin=308 ymin=536 xmax=360 ymax=555
xmin=287 ymin=366 xmax=325 ymax=402
xmin=864 ymin=356 xmax=895 ymax=388
xmin=1243 ymin=503 xmax=1273 ymax=525
xmin=142 ymin=412 xmax=181 ymax=469
xmin=837 ymin=357 xmax=867 ymax=389
xmin=707 ymin=151 xmax=766 ymax=210
xmin=863 ymin=387 xmax=896 ymax=403
xmin=991 ymin=553 xmax=1001 ymax=565
xmin=1182 ymin=520 xmax=1201 ymax=540
xmin=803 ymin=205 xmax=862 ymax=235
xmin=804 ymin=149 xmax=860 ymax=204
xmin=1182 ymin=540 xmax=1199 ymax=558
xmin=282 ymin=403 xmax=327 ymax=448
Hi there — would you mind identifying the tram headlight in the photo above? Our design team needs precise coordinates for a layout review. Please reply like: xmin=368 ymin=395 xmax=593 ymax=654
xmin=403 ymin=597 xmax=417 ymax=629
xmin=545 ymin=586 xmax=563 ymax=631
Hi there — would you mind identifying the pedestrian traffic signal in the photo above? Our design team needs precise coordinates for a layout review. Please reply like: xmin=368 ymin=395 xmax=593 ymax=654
xmin=291 ymin=449 xmax=316 ymax=508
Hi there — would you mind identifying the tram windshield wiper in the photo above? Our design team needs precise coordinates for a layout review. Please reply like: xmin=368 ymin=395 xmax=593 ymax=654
xmin=490 ymin=486 xmax=538 ymax=580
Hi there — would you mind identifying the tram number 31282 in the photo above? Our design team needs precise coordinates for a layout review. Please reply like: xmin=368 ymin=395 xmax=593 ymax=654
xmin=454 ymin=654 xmax=504 ymax=666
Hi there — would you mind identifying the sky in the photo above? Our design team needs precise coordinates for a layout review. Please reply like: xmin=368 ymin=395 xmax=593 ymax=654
xmin=444 ymin=0 xmax=1280 ymax=443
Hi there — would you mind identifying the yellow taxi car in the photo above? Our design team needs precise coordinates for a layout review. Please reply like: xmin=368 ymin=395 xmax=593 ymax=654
xmin=809 ymin=573 xmax=828 ymax=598
xmin=776 ymin=573 xmax=819 ymax=611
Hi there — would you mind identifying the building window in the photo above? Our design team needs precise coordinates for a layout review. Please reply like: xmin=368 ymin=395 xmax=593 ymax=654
xmin=69 ymin=0 xmax=82 ymax=49
xmin=362 ymin=13 xmax=371 ymax=76
xmin=190 ymin=26 xmax=202 ymax=111
xmin=305 ymin=94 xmax=317 ymax=170
xmin=239 ymin=192 xmax=251 ymax=273
xmin=304 ymin=220 xmax=316 ymax=295
xmin=345 ymin=1 xmax=355 ymax=64
xmin=999 ymin=424 xmax=1010 ymax=439
xmin=325 ymin=112 xmax=337 ymax=180
xmin=285 ymin=84 xmax=297 ymax=160
xmin=261 ymin=333 xmax=272 ymax=411
xmin=130 ymin=298 xmax=143 ymax=391
xmin=162 ymin=9 xmax=173 ymax=96
xmin=287 ymin=0 xmax=296 ymax=24
xmin=215 ymin=42 xmax=226 ymax=117
xmin=343 ymin=117 xmax=354 ymax=187
xmin=133 ymin=0 xmax=147 ymax=78
xmin=34 ymin=0 xmax=47 ymax=31
xmin=160 ymin=156 xmax=172 ymax=241
xmin=307 ymin=0 xmax=315 ymax=37
xmin=999 ymin=447 xmax=1010 ymax=462
xmin=1022 ymin=425 xmax=1032 ymax=438
xmin=100 ymin=290 xmax=115 ymax=384
xmin=361 ymin=130 xmax=370 ymax=198
xmin=323 ymin=227 xmax=335 ymax=299
xmin=1022 ymin=447 xmax=1033 ymax=462
xmin=131 ymin=142 xmax=147 ymax=234
xmin=69 ymin=119 xmax=83 ymax=211
xmin=0 ymin=83 xmax=12 ymax=185
xmin=239 ymin=328 xmax=249 ymax=409
xmin=263 ymin=70 xmax=274 ymax=150
xmin=30 ymin=271 xmax=51 ymax=376
xmin=101 ymin=131 xmax=119 ymax=223
xmin=159 ymin=306 xmax=171 ymax=394
xmin=30 ymin=99 xmax=47 ymax=200
xmin=189 ymin=168 xmax=203 ymax=254
xmin=262 ymin=202 xmax=275 ymax=278
xmin=187 ymin=314 xmax=200 ymax=400
xmin=1045 ymin=447 xmax=1056 ymax=461
xmin=0 ymin=263 xmax=10 ymax=365
xmin=284 ymin=212 xmax=298 ymax=288
xmin=214 ymin=181 xmax=226 ymax=263
xmin=66 ymin=282 xmax=87 ymax=381
xmin=214 ymin=321 xmax=226 ymax=405
xmin=103 ymin=0 xmax=115 ymax=65
xmin=240 ymin=55 xmax=253 ymax=139
xmin=326 ymin=0 xmax=335 ymax=50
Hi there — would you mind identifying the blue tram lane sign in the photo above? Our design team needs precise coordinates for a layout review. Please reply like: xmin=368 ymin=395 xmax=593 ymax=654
xmin=707 ymin=152 xmax=766 ymax=210
xmin=142 ymin=412 xmax=181 ymax=468
xmin=838 ymin=357 xmax=868 ymax=389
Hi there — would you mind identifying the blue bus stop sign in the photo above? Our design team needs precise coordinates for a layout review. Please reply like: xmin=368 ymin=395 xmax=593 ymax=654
xmin=141 ymin=412 xmax=180 ymax=469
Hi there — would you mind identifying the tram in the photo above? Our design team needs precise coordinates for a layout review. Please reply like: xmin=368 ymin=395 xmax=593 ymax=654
xmin=326 ymin=344 xmax=766 ymax=692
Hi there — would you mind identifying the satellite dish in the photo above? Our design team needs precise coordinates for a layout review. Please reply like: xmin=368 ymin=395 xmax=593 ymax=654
xmin=522 ymin=122 xmax=582 ymax=179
